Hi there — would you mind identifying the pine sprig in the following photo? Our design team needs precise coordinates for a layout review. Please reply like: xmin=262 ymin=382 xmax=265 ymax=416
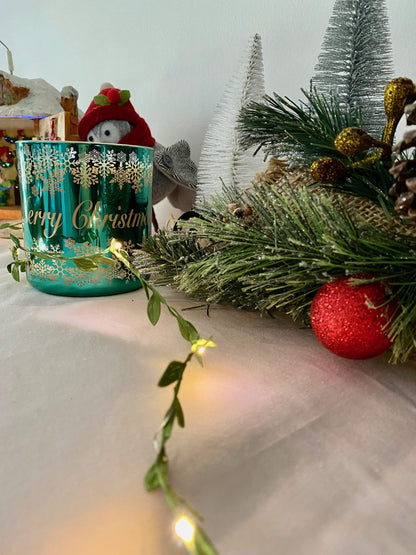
xmin=143 ymin=187 xmax=359 ymax=317
xmin=237 ymin=89 xmax=399 ymax=210
xmin=237 ymin=89 xmax=362 ymax=163
xmin=140 ymin=184 xmax=416 ymax=363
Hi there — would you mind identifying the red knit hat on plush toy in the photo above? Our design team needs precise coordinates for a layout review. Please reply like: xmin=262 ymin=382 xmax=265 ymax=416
xmin=78 ymin=87 xmax=155 ymax=147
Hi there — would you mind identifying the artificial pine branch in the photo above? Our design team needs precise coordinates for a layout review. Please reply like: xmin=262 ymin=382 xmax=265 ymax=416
xmin=312 ymin=0 xmax=394 ymax=139
xmin=237 ymin=89 xmax=362 ymax=164
xmin=238 ymin=88 xmax=399 ymax=210
xmin=139 ymin=183 xmax=416 ymax=363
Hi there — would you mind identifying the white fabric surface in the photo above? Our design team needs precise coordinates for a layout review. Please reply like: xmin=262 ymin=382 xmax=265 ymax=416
xmin=1 ymin=237 xmax=416 ymax=555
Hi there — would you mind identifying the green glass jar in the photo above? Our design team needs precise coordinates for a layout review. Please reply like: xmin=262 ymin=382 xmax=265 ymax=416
xmin=16 ymin=140 xmax=153 ymax=296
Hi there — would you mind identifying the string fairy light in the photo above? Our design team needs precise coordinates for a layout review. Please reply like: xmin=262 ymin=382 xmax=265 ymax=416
xmin=0 ymin=147 xmax=14 ymax=168
xmin=191 ymin=338 xmax=216 ymax=356
xmin=175 ymin=516 xmax=196 ymax=543
xmin=147 ymin=335 xmax=217 ymax=554
xmin=0 ymin=132 xmax=32 ymax=144
xmin=7 ymin=236 xmax=220 ymax=554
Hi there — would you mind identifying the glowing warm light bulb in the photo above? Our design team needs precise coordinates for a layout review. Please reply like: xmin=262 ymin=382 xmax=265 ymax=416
xmin=175 ymin=516 xmax=195 ymax=543
xmin=190 ymin=338 xmax=216 ymax=355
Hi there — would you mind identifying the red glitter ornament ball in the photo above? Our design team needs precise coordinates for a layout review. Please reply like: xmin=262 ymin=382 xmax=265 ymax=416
xmin=310 ymin=274 xmax=397 ymax=359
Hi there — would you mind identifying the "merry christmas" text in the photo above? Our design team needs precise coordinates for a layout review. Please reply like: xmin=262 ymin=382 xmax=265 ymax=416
xmin=27 ymin=200 xmax=148 ymax=238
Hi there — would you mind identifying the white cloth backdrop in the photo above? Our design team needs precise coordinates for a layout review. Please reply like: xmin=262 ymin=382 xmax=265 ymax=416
xmin=1 ymin=237 xmax=416 ymax=555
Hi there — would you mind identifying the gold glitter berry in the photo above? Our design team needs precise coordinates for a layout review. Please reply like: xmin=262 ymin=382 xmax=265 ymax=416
xmin=310 ymin=157 xmax=346 ymax=183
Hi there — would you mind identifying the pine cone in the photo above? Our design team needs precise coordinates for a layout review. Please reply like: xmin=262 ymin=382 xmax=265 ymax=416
xmin=389 ymin=160 xmax=416 ymax=220
xmin=393 ymin=125 xmax=416 ymax=154
xmin=389 ymin=97 xmax=416 ymax=221
xmin=227 ymin=202 xmax=253 ymax=218
xmin=405 ymin=101 xmax=416 ymax=125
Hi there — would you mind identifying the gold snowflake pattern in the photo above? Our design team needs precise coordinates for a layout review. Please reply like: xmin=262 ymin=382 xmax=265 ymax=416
xmin=30 ymin=239 xmax=63 ymax=257
xmin=126 ymin=152 xmax=153 ymax=193
xmin=64 ymin=238 xmax=75 ymax=250
xmin=31 ymin=237 xmax=50 ymax=252
xmin=98 ymin=260 xmax=128 ymax=282
xmin=62 ymin=266 xmax=98 ymax=287
xmin=47 ymin=243 xmax=64 ymax=254
xmin=61 ymin=147 xmax=77 ymax=169
xmin=20 ymin=143 xmax=36 ymax=183
xmin=71 ymin=161 xmax=100 ymax=189
xmin=21 ymin=144 xmax=69 ymax=197
xmin=110 ymin=166 xmax=131 ymax=190
xmin=26 ymin=238 xmax=134 ymax=287
xmin=20 ymin=143 xmax=152 ymax=197
xmin=26 ymin=258 xmax=59 ymax=282
xmin=120 ymin=239 xmax=136 ymax=253
xmin=80 ymin=149 xmax=101 ymax=165
xmin=98 ymin=149 xmax=117 ymax=178
xmin=70 ymin=241 xmax=100 ymax=257
xmin=40 ymin=165 xmax=66 ymax=197
xmin=50 ymin=259 xmax=66 ymax=279
xmin=102 ymin=238 xmax=140 ymax=281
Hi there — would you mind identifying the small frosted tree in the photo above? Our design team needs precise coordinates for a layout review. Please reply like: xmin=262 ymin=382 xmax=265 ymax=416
xmin=197 ymin=34 xmax=266 ymax=205
xmin=312 ymin=0 xmax=394 ymax=139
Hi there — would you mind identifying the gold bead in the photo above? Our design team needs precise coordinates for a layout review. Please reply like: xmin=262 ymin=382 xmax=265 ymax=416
xmin=310 ymin=157 xmax=346 ymax=183
xmin=334 ymin=127 xmax=375 ymax=157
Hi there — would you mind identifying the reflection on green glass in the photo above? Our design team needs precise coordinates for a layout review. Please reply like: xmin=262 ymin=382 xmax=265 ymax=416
xmin=16 ymin=140 xmax=153 ymax=296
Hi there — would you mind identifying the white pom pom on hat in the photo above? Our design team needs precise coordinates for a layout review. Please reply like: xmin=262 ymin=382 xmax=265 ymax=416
xmin=100 ymin=82 xmax=114 ymax=91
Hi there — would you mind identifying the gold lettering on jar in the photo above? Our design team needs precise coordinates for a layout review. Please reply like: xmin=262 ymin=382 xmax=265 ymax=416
xmin=117 ymin=213 xmax=128 ymax=228
xmin=108 ymin=213 xmax=120 ymax=229
xmin=87 ymin=201 xmax=101 ymax=228
xmin=132 ymin=211 xmax=147 ymax=227
xmin=72 ymin=200 xmax=93 ymax=230
xmin=70 ymin=201 xmax=148 ymax=230
xmin=45 ymin=212 xmax=63 ymax=238
xmin=26 ymin=201 xmax=148 ymax=238
xmin=27 ymin=208 xmax=63 ymax=238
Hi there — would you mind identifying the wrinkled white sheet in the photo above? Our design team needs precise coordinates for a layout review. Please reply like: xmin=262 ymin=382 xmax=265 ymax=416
xmin=1 ymin=237 xmax=416 ymax=555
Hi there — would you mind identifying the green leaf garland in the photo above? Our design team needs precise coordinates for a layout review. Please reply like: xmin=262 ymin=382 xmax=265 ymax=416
xmin=6 ymin=233 xmax=218 ymax=555
xmin=158 ymin=361 xmax=186 ymax=387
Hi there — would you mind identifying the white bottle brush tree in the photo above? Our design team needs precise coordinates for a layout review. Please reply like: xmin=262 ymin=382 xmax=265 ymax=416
xmin=197 ymin=33 xmax=266 ymax=204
